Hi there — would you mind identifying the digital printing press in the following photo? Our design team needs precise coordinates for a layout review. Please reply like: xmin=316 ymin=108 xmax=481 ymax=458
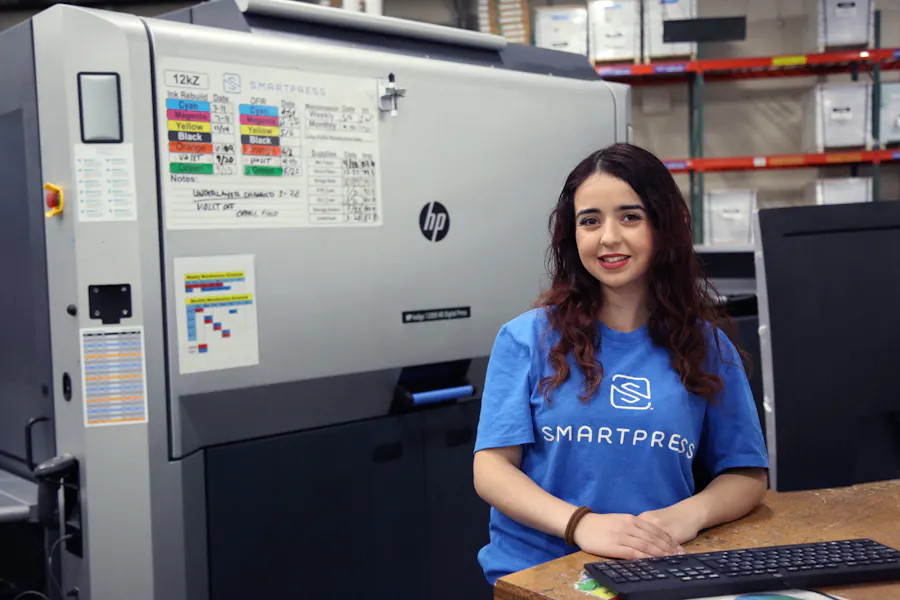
xmin=0 ymin=2 xmax=632 ymax=599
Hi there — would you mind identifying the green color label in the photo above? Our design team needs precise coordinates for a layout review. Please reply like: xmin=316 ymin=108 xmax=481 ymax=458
xmin=244 ymin=166 xmax=283 ymax=177
xmin=170 ymin=163 xmax=214 ymax=175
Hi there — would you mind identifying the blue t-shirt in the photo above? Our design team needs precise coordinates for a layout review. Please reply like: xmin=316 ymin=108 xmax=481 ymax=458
xmin=474 ymin=308 xmax=768 ymax=585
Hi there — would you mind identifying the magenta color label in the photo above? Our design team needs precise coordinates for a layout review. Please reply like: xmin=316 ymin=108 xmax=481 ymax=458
xmin=167 ymin=109 xmax=211 ymax=122
xmin=240 ymin=114 xmax=279 ymax=126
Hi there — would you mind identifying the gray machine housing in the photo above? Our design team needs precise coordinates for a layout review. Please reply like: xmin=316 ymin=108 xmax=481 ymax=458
xmin=0 ymin=2 xmax=631 ymax=599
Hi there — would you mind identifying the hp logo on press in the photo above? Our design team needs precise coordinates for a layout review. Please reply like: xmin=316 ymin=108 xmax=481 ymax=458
xmin=419 ymin=202 xmax=450 ymax=242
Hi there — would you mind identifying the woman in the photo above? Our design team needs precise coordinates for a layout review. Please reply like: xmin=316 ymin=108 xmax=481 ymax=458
xmin=472 ymin=143 xmax=769 ymax=585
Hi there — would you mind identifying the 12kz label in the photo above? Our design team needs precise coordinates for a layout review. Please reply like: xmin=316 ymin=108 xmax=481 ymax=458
xmin=165 ymin=70 xmax=209 ymax=90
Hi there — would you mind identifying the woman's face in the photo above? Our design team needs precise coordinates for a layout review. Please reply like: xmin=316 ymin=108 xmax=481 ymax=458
xmin=573 ymin=172 xmax=655 ymax=292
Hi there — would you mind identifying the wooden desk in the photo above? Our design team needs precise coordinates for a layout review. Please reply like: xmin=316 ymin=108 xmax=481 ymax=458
xmin=495 ymin=480 xmax=900 ymax=600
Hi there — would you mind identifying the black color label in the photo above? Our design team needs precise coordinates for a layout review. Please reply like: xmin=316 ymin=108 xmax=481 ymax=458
xmin=403 ymin=306 xmax=471 ymax=324
xmin=241 ymin=134 xmax=280 ymax=146
xmin=168 ymin=131 xmax=212 ymax=143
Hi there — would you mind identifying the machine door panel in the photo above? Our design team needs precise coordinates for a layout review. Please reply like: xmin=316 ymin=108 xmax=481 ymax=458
xmin=205 ymin=413 xmax=427 ymax=600
xmin=422 ymin=400 xmax=492 ymax=600
xmin=0 ymin=24 xmax=55 ymax=478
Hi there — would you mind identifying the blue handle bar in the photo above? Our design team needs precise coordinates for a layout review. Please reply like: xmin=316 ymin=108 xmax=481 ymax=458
xmin=410 ymin=385 xmax=474 ymax=406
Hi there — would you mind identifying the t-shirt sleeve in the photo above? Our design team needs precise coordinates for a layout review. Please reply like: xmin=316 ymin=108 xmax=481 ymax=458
xmin=700 ymin=328 xmax=769 ymax=477
xmin=473 ymin=325 xmax=536 ymax=453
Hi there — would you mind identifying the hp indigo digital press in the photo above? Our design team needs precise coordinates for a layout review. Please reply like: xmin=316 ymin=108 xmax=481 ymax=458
xmin=0 ymin=1 xmax=631 ymax=598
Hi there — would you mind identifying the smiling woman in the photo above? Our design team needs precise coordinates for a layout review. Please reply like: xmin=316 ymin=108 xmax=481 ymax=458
xmin=471 ymin=143 xmax=770 ymax=587
xmin=575 ymin=176 xmax=653 ymax=287
xmin=537 ymin=143 xmax=727 ymax=404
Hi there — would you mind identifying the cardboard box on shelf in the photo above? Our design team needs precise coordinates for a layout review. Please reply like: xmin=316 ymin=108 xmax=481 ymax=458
xmin=804 ymin=0 xmax=874 ymax=52
xmin=643 ymin=0 xmax=697 ymax=60
xmin=484 ymin=0 xmax=531 ymax=44
xmin=535 ymin=6 xmax=588 ymax=56
xmin=803 ymin=82 xmax=872 ymax=152
xmin=703 ymin=189 xmax=757 ymax=246
xmin=589 ymin=0 xmax=640 ymax=63
xmin=804 ymin=177 xmax=873 ymax=205
xmin=880 ymin=82 xmax=900 ymax=146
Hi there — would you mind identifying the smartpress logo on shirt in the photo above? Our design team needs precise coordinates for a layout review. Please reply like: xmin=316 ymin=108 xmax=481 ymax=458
xmin=610 ymin=374 xmax=652 ymax=410
xmin=539 ymin=424 xmax=696 ymax=459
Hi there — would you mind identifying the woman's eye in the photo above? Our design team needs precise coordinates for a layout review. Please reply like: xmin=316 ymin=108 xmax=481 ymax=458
xmin=580 ymin=217 xmax=599 ymax=226
xmin=622 ymin=213 xmax=642 ymax=222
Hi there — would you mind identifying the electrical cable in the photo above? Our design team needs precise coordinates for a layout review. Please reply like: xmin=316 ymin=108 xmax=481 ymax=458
xmin=11 ymin=592 xmax=49 ymax=600
xmin=0 ymin=578 xmax=18 ymax=590
xmin=46 ymin=535 xmax=73 ymax=600
xmin=4 ymin=533 xmax=74 ymax=600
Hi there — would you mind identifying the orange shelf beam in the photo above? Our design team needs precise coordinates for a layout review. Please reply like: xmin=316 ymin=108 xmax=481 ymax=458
xmin=664 ymin=150 xmax=900 ymax=173
xmin=597 ymin=48 xmax=900 ymax=83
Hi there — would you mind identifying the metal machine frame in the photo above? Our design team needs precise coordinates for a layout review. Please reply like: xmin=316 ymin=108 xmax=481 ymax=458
xmin=0 ymin=2 xmax=631 ymax=599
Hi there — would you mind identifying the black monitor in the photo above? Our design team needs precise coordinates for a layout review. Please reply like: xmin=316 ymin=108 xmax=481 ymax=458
xmin=754 ymin=200 xmax=900 ymax=492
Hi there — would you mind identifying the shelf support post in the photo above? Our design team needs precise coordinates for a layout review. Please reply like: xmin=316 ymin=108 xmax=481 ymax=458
xmin=693 ymin=69 xmax=705 ymax=244
xmin=872 ymin=9 xmax=882 ymax=202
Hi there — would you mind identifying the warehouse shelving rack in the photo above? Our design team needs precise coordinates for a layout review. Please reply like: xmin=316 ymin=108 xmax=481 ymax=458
xmin=594 ymin=10 xmax=899 ymax=243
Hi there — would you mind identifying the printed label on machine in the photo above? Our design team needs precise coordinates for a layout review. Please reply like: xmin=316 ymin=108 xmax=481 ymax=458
xmin=402 ymin=306 xmax=471 ymax=324
xmin=173 ymin=254 xmax=260 ymax=374
xmin=74 ymin=143 xmax=139 ymax=222
xmin=157 ymin=57 xmax=382 ymax=229
xmin=80 ymin=327 xmax=149 ymax=427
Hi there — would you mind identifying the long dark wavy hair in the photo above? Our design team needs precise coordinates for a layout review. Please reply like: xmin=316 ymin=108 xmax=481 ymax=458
xmin=536 ymin=143 xmax=738 ymax=403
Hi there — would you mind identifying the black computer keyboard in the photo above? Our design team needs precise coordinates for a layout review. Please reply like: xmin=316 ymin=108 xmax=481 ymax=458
xmin=584 ymin=538 xmax=900 ymax=600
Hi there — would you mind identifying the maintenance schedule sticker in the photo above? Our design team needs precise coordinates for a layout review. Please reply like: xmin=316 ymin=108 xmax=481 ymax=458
xmin=156 ymin=57 xmax=382 ymax=230
xmin=402 ymin=307 xmax=471 ymax=324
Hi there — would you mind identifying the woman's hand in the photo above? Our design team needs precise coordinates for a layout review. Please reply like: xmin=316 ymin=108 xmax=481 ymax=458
xmin=572 ymin=513 xmax=685 ymax=559
xmin=637 ymin=504 xmax=705 ymax=546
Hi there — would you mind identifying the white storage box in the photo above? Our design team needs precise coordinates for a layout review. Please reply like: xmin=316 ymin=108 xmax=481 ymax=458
xmin=643 ymin=0 xmax=697 ymax=59
xmin=803 ymin=82 xmax=872 ymax=151
xmin=703 ymin=189 xmax=757 ymax=246
xmin=880 ymin=82 xmax=900 ymax=145
xmin=804 ymin=0 xmax=874 ymax=52
xmin=535 ymin=6 xmax=588 ymax=56
xmin=804 ymin=177 xmax=873 ymax=205
xmin=589 ymin=0 xmax=640 ymax=63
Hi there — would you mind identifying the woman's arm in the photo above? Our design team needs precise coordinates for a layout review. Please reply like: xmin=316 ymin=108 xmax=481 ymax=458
xmin=474 ymin=446 xmax=684 ymax=558
xmin=473 ymin=446 xmax=577 ymax=538
xmin=638 ymin=467 xmax=768 ymax=544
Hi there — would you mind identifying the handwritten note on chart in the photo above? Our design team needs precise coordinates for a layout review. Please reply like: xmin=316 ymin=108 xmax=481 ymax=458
xmin=173 ymin=255 xmax=260 ymax=374
xmin=158 ymin=57 xmax=382 ymax=230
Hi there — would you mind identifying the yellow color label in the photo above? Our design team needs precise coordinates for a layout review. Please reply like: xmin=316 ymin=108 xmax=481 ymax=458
xmin=240 ymin=124 xmax=280 ymax=136
xmin=168 ymin=120 xmax=211 ymax=133
xmin=771 ymin=55 xmax=808 ymax=67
